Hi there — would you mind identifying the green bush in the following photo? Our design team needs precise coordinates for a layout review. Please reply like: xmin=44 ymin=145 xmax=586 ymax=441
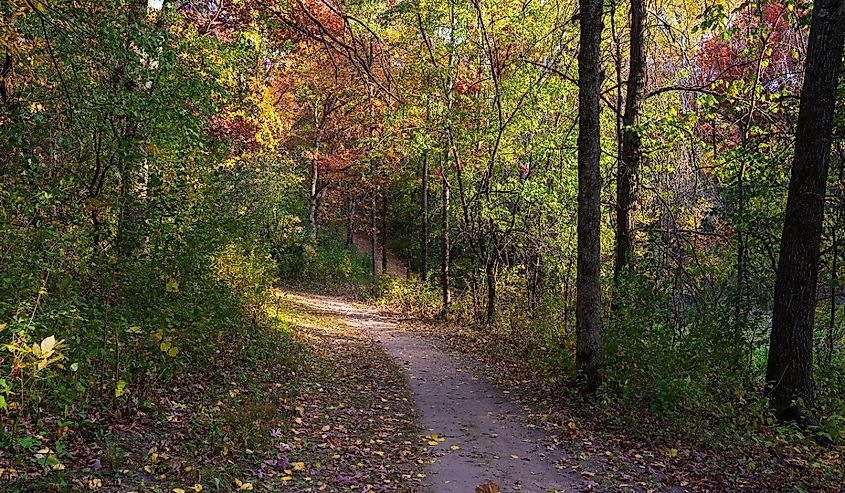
xmin=277 ymin=238 xmax=372 ymax=285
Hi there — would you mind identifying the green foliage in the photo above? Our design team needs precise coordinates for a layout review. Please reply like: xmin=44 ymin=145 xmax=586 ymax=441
xmin=278 ymin=238 xmax=372 ymax=285
xmin=368 ymin=275 xmax=440 ymax=319
xmin=605 ymin=273 xmax=748 ymax=415
xmin=0 ymin=1 xmax=291 ymax=470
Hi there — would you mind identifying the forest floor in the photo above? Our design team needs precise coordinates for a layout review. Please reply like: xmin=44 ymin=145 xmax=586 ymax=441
xmin=9 ymin=284 xmax=837 ymax=491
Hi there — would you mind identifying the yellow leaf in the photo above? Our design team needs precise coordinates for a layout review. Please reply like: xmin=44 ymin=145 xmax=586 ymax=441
xmin=665 ymin=448 xmax=679 ymax=458
xmin=281 ymin=476 xmax=293 ymax=481
xmin=40 ymin=336 xmax=57 ymax=354
xmin=567 ymin=422 xmax=577 ymax=430
xmin=168 ymin=346 xmax=179 ymax=357
xmin=115 ymin=379 xmax=128 ymax=398
xmin=160 ymin=342 xmax=171 ymax=353
xmin=293 ymin=461 xmax=305 ymax=471
xmin=192 ymin=485 xmax=203 ymax=493
xmin=173 ymin=489 xmax=186 ymax=493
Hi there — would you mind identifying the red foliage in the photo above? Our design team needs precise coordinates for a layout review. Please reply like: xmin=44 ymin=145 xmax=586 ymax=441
xmin=693 ymin=3 xmax=807 ymax=145
xmin=694 ymin=3 xmax=805 ymax=92
xmin=207 ymin=115 xmax=260 ymax=153
xmin=179 ymin=1 xmax=259 ymax=42
xmin=277 ymin=0 xmax=346 ymax=43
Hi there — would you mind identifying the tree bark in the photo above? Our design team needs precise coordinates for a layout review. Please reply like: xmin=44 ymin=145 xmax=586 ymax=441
xmin=421 ymin=150 xmax=429 ymax=277
xmin=441 ymin=158 xmax=451 ymax=317
xmin=381 ymin=189 xmax=388 ymax=273
xmin=307 ymin=155 xmax=320 ymax=241
xmin=766 ymin=0 xmax=845 ymax=415
xmin=575 ymin=0 xmax=605 ymax=394
xmin=485 ymin=258 xmax=497 ymax=322
xmin=346 ymin=198 xmax=354 ymax=246
xmin=371 ymin=184 xmax=377 ymax=277
xmin=614 ymin=0 xmax=646 ymax=280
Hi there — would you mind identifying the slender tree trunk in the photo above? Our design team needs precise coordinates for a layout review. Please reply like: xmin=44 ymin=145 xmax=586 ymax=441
xmin=575 ymin=0 xmax=605 ymax=394
xmin=307 ymin=157 xmax=319 ymax=241
xmin=614 ymin=0 xmax=646 ymax=280
xmin=0 ymin=52 xmax=12 ymax=108
xmin=346 ymin=198 xmax=354 ymax=246
xmin=371 ymin=186 xmax=377 ymax=277
xmin=766 ymin=0 xmax=845 ymax=415
xmin=485 ymin=258 xmax=497 ymax=322
xmin=370 ymin=155 xmax=377 ymax=277
xmin=441 ymin=162 xmax=451 ymax=317
xmin=382 ymin=189 xmax=388 ymax=273
xmin=421 ymin=150 xmax=429 ymax=278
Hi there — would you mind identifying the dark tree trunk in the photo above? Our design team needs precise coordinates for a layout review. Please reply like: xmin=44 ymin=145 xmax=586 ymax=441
xmin=441 ymin=161 xmax=451 ymax=317
xmin=371 ymin=184 xmax=377 ymax=277
xmin=575 ymin=0 xmax=605 ymax=394
xmin=370 ymin=162 xmax=378 ymax=279
xmin=0 ymin=52 xmax=13 ymax=107
xmin=766 ymin=0 xmax=845 ymax=415
xmin=421 ymin=151 xmax=429 ymax=278
xmin=346 ymin=198 xmax=354 ymax=246
xmin=382 ymin=190 xmax=388 ymax=273
xmin=614 ymin=0 xmax=646 ymax=280
xmin=485 ymin=258 xmax=497 ymax=322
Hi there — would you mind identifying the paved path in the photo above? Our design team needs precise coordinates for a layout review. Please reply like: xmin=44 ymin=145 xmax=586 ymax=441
xmin=285 ymin=293 xmax=580 ymax=493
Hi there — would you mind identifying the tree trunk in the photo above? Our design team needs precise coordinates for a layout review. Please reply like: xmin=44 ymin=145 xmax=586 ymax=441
xmin=614 ymin=0 xmax=646 ymax=280
xmin=371 ymin=186 xmax=377 ymax=277
xmin=307 ymin=157 xmax=319 ymax=241
xmin=346 ymin=198 xmax=354 ymax=246
xmin=421 ymin=150 xmax=429 ymax=278
xmin=766 ymin=0 xmax=845 ymax=415
xmin=486 ymin=258 xmax=497 ymax=322
xmin=441 ymin=163 xmax=451 ymax=317
xmin=0 ymin=52 xmax=13 ymax=108
xmin=575 ymin=0 xmax=605 ymax=394
xmin=382 ymin=189 xmax=388 ymax=273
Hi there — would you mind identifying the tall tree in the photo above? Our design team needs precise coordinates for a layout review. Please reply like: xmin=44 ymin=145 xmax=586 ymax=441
xmin=421 ymin=150 xmax=429 ymax=277
xmin=614 ymin=0 xmax=646 ymax=279
xmin=576 ymin=0 xmax=605 ymax=393
xmin=766 ymin=0 xmax=845 ymax=416
xmin=441 ymin=153 xmax=452 ymax=317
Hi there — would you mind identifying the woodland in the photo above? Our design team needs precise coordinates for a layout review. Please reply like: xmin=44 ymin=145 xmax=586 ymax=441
xmin=1 ymin=0 xmax=845 ymax=491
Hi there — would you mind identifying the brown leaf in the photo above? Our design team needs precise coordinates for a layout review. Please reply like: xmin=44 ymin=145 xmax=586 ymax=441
xmin=475 ymin=482 xmax=501 ymax=493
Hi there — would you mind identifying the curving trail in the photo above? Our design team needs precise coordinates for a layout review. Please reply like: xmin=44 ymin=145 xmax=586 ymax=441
xmin=283 ymin=292 xmax=581 ymax=493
